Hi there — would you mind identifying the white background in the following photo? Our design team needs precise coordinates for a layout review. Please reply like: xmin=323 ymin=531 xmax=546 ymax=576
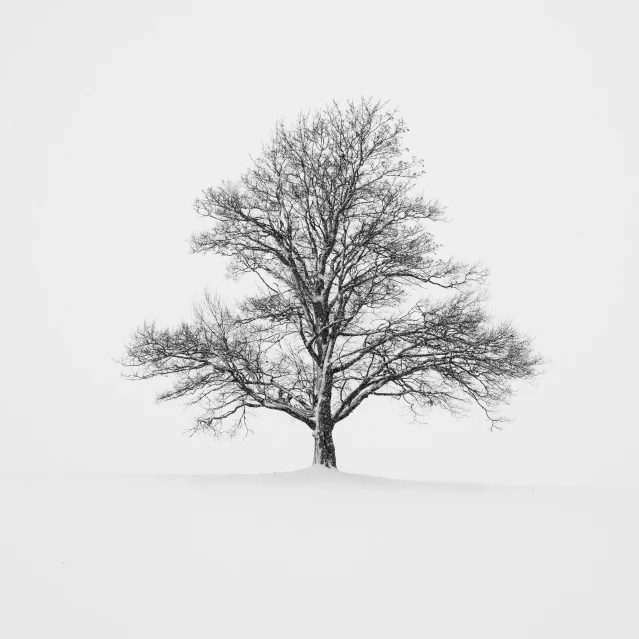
xmin=2 ymin=0 xmax=637 ymax=485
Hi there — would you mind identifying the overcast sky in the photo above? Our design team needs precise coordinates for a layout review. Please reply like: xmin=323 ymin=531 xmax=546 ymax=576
xmin=2 ymin=0 xmax=637 ymax=485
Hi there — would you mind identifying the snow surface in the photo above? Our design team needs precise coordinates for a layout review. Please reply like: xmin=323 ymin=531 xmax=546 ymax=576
xmin=2 ymin=469 xmax=637 ymax=638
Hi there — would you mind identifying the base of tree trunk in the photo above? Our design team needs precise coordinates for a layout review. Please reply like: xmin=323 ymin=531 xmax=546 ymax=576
xmin=312 ymin=428 xmax=337 ymax=468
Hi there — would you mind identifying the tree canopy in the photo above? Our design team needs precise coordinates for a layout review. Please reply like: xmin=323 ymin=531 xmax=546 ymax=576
xmin=123 ymin=98 xmax=542 ymax=468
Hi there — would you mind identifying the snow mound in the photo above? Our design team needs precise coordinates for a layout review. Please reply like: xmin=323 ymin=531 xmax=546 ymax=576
xmin=1 ymin=472 xmax=637 ymax=639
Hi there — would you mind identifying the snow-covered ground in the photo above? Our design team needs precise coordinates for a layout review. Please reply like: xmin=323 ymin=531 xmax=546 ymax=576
xmin=2 ymin=469 xmax=637 ymax=638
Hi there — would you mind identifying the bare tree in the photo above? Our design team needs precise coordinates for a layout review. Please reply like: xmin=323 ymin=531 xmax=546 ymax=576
xmin=123 ymin=98 xmax=542 ymax=468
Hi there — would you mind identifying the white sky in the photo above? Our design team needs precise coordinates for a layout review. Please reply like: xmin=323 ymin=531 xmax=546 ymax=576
xmin=1 ymin=0 xmax=637 ymax=485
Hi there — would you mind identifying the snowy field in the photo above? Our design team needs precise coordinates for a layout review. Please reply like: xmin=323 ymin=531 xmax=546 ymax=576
xmin=2 ymin=469 xmax=637 ymax=639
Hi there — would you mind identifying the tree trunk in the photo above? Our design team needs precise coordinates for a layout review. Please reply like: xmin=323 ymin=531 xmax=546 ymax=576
xmin=312 ymin=367 xmax=337 ymax=468
xmin=312 ymin=423 xmax=336 ymax=468
xmin=313 ymin=378 xmax=337 ymax=468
